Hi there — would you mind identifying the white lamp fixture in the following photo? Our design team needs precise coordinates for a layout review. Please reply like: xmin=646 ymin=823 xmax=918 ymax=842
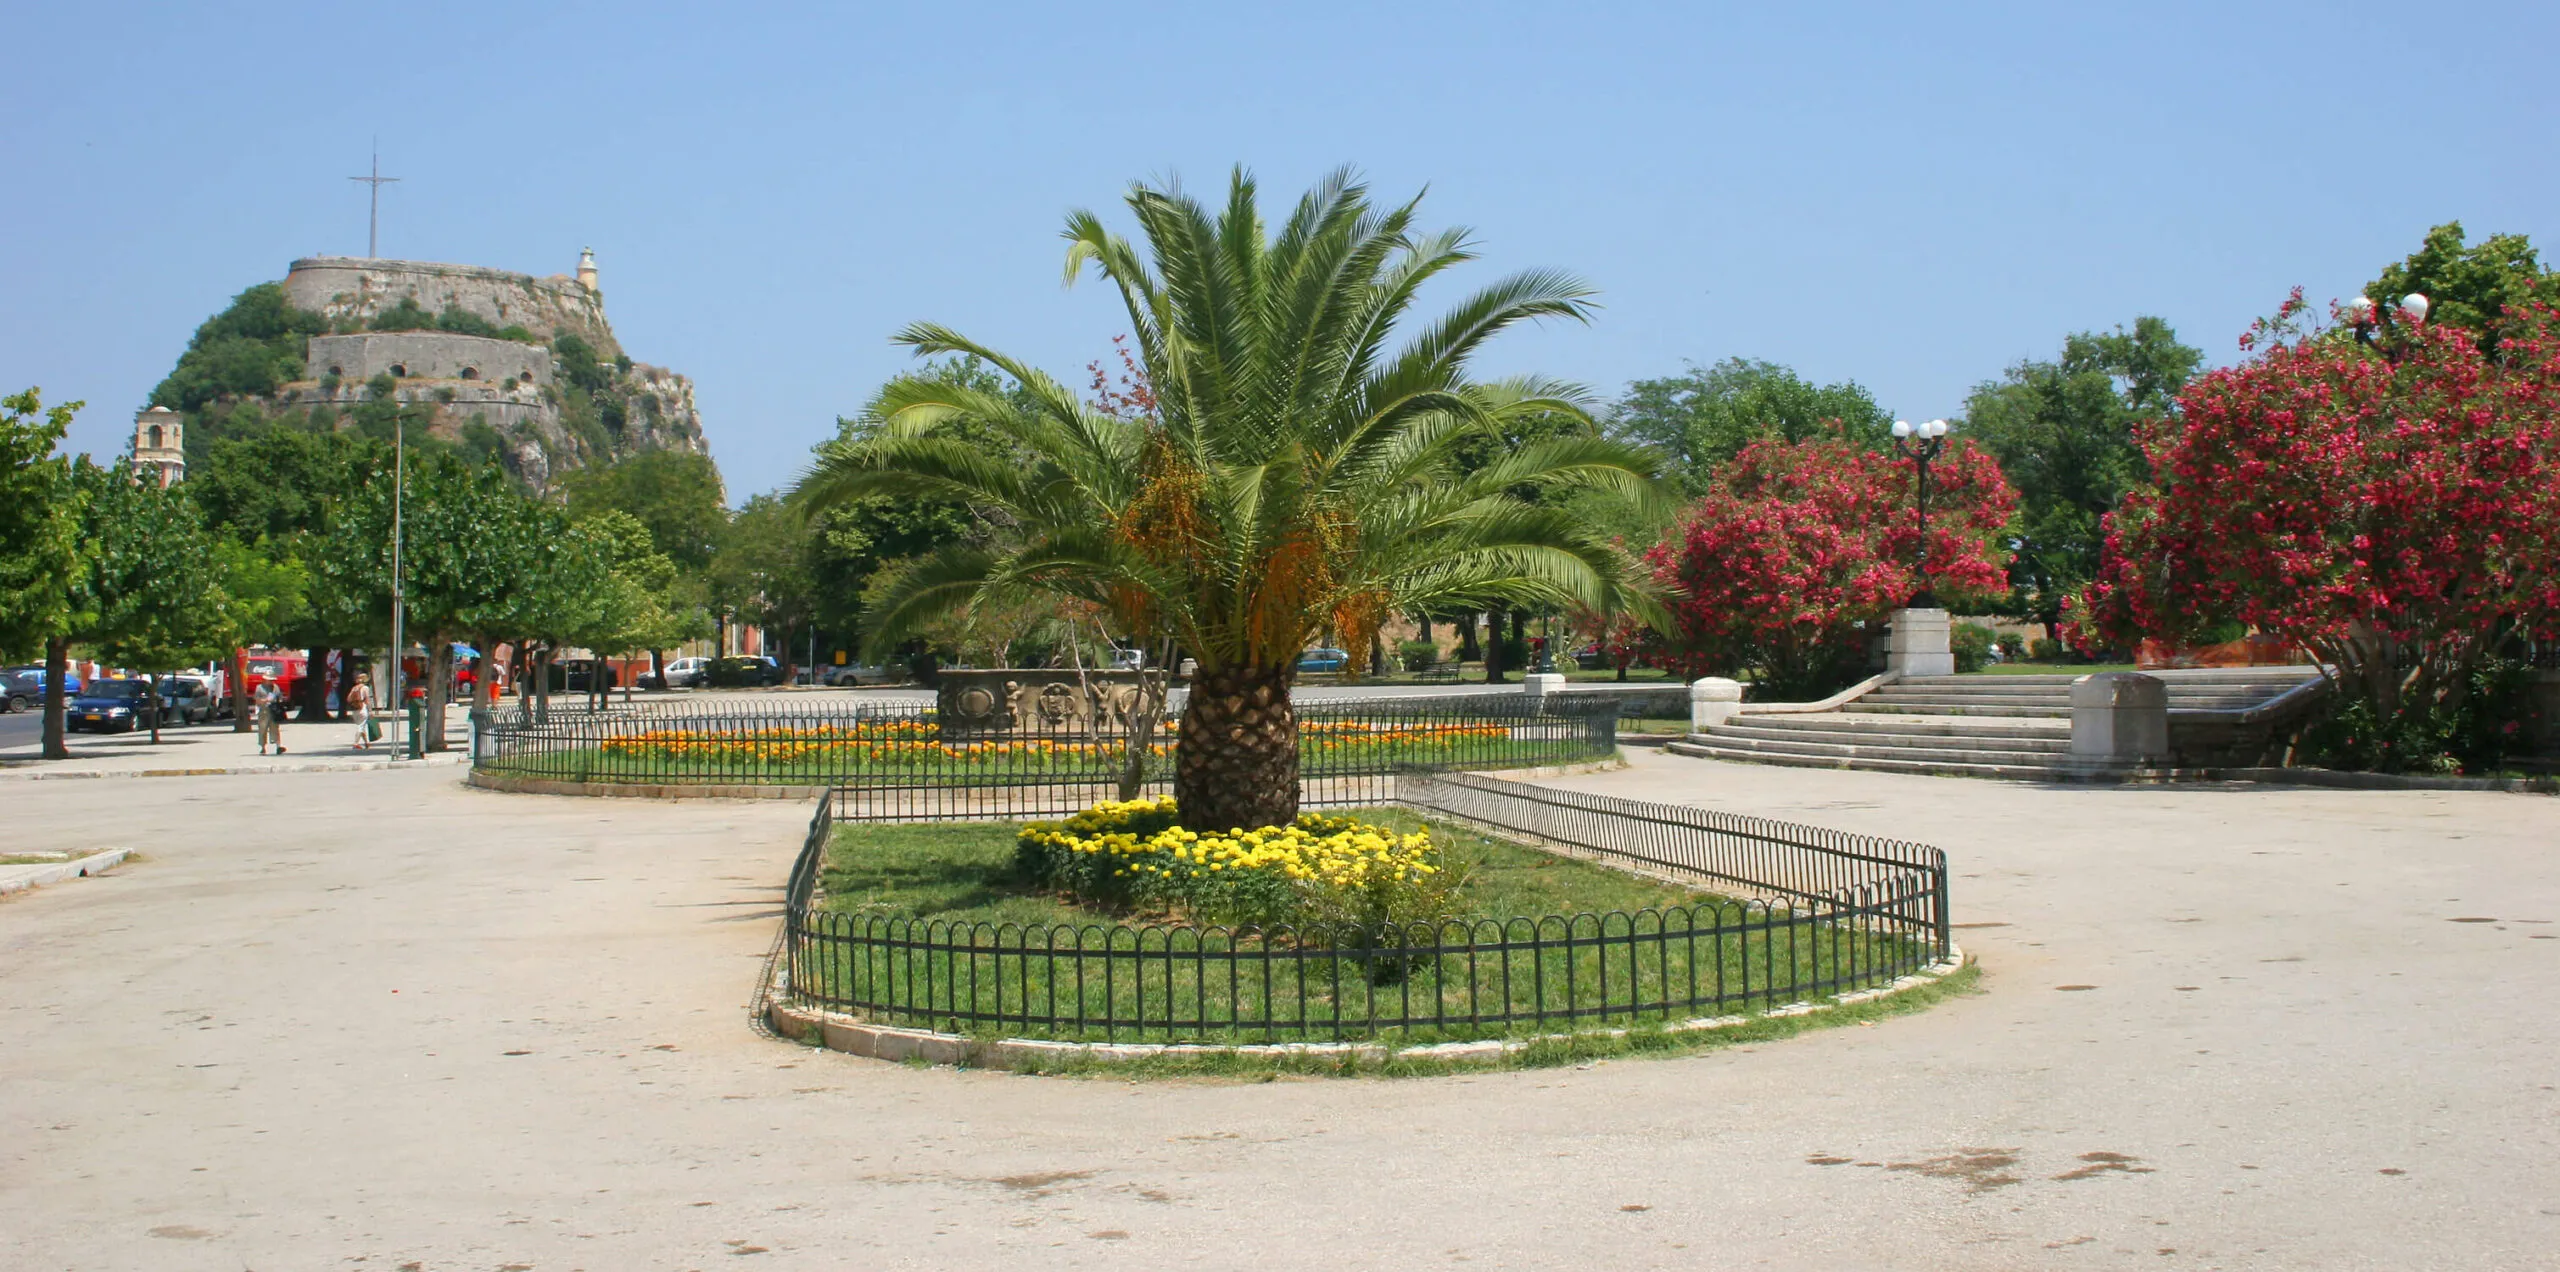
xmin=1891 ymin=419 xmax=1912 ymax=438
xmin=2400 ymin=293 xmax=2430 ymax=322
xmin=1925 ymin=418 xmax=1949 ymax=438
xmin=2349 ymin=295 xmax=2377 ymax=323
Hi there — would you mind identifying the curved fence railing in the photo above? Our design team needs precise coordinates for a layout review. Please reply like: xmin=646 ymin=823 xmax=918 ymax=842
xmin=780 ymin=772 xmax=1951 ymax=1045
xmin=475 ymin=693 xmax=1618 ymax=821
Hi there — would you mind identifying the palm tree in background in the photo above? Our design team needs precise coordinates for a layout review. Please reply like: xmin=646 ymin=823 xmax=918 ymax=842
xmin=795 ymin=167 xmax=1665 ymax=832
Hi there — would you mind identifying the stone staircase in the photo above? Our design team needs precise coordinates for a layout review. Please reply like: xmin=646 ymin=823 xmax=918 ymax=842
xmin=1667 ymin=667 xmax=2322 ymax=780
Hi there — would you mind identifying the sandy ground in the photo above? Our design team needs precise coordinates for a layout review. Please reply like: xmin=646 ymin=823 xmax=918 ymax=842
xmin=3 ymin=752 xmax=2556 ymax=1270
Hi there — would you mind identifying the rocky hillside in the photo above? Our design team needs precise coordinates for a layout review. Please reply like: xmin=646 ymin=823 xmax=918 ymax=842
xmin=149 ymin=253 xmax=709 ymax=490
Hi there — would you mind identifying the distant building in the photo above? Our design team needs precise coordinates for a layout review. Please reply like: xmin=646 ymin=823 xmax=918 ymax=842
xmin=132 ymin=405 xmax=184 ymax=487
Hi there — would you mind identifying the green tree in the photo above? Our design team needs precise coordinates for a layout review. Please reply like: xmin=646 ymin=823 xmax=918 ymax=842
xmin=194 ymin=423 xmax=385 ymax=724
xmin=557 ymin=448 xmax=727 ymax=571
xmin=0 ymin=390 xmax=83 ymax=758
xmin=67 ymin=462 xmax=237 ymax=743
xmin=795 ymin=168 xmax=1664 ymax=832
xmin=1611 ymin=358 xmax=1893 ymax=496
xmin=1959 ymin=317 xmax=2201 ymax=627
xmin=2367 ymin=222 xmax=2557 ymax=353
xmin=148 ymin=284 xmax=330 ymax=464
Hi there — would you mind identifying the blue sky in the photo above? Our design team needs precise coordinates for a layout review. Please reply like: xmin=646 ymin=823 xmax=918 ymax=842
xmin=7 ymin=2 xmax=2556 ymax=500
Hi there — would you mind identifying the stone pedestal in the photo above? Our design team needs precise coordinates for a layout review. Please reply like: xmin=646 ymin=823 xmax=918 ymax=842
xmin=1521 ymin=672 xmax=1567 ymax=700
xmin=935 ymin=669 xmax=1165 ymax=739
xmin=1690 ymin=677 xmax=1744 ymax=731
xmin=2070 ymin=672 xmax=2168 ymax=763
xmin=1884 ymin=607 xmax=1955 ymax=678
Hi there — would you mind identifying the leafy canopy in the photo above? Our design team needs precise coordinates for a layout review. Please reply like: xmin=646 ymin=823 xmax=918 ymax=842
xmin=1958 ymin=317 xmax=2201 ymax=625
xmin=0 ymin=389 xmax=82 ymax=661
xmin=796 ymin=166 xmax=1668 ymax=672
xmin=1611 ymin=358 xmax=1893 ymax=497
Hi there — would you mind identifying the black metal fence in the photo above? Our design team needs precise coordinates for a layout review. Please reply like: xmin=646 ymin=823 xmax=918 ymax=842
xmin=475 ymin=692 xmax=1618 ymax=822
xmin=780 ymin=772 xmax=1950 ymax=1046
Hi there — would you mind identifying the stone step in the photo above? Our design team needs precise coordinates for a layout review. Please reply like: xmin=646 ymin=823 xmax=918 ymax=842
xmin=1686 ymin=731 xmax=2071 ymax=768
xmin=1843 ymin=701 xmax=2073 ymax=719
xmin=1896 ymin=669 xmax=2319 ymax=687
xmin=1721 ymin=712 xmax=2069 ymax=741
xmin=1710 ymin=723 xmax=2076 ymax=754
xmin=1666 ymin=739 xmax=2092 ymax=782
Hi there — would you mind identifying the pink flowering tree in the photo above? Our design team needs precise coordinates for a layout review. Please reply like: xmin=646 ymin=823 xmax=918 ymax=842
xmin=1648 ymin=431 xmax=2016 ymax=698
xmin=2067 ymin=291 xmax=2560 ymax=768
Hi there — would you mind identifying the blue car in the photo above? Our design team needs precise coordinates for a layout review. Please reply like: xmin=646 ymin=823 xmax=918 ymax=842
xmin=67 ymin=679 xmax=159 ymax=733
xmin=3 ymin=665 xmax=82 ymax=712
xmin=1296 ymin=647 xmax=1350 ymax=674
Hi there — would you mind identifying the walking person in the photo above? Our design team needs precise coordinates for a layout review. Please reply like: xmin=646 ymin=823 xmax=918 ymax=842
xmin=346 ymin=672 xmax=374 ymax=751
xmin=254 ymin=679 xmax=286 ymax=756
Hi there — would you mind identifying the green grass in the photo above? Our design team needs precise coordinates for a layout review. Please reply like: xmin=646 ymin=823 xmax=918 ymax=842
xmin=792 ymin=814 xmax=1935 ymax=1047
xmin=817 ymin=813 xmax=1707 ymax=929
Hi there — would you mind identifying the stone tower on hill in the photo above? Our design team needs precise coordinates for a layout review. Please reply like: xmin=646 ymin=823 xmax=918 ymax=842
xmin=151 ymin=249 xmax=710 ymax=490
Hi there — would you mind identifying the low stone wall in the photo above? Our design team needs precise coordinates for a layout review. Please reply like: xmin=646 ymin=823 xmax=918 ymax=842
xmin=935 ymin=669 xmax=1165 ymax=739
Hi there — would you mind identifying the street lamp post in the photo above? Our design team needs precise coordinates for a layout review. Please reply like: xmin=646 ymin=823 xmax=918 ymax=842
xmin=1889 ymin=418 xmax=1951 ymax=607
xmin=389 ymin=410 xmax=406 ymax=754
xmin=2349 ymin=292 xmax=2429 ymax=363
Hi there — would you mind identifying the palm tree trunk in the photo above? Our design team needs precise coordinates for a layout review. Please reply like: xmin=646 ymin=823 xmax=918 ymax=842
xmin=1174 ymin=662 xmax=1299 ymax=831
xmin=42 ymin=636 xmax=69 ymax=760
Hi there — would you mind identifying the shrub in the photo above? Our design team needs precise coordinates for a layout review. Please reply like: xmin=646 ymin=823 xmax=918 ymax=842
xmin=1015 ymin=797 xmax=1460 ymax=935
xmin=1951 ymin=621 xmax=1997 ymax=673
xmin=2028 ymin=637 xmax=2066 ymax=663
xmin=2067 ymin=290 xmax=2560 ymax=772
xmin=1648 ymin=429 xmax=2017 ymax=699
xmin=1396 ymin=639 xmax=1439 ymax=671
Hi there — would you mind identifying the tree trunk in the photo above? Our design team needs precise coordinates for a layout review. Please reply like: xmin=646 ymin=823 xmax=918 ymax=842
xmin=648 ymin=649 xmax=664 ymax=693
xmin=147 ymin=672 xmax=162 ymax=745
xmin=1173 ymin=662 xmax=1299 ymax=832
xmin=424 ymin=635 xmax=453 ymax=751
xmin=1484 ymin=610 xmax=1509 ymax=684
xmin=42 ymin=636 xmax=68 ymax=760
xmin=1416 ymin=613 xmax=1433 ymax=643
xmin=298 ymin=646 xmax=333 ymax=722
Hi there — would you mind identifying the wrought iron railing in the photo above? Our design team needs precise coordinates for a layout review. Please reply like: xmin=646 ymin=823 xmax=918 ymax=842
xmin=475 ymin=693 xmax=1618 ymax=823
xmin=779 ymin=772 xmax=1950 ymax=1045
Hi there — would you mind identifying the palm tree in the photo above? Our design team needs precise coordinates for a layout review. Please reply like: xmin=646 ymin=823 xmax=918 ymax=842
xmin=796 ymin=167 xmax=1666 ymax=832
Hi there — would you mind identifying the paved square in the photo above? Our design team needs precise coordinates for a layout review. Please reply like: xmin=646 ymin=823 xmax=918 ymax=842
xmin=3 ymin=754 xmax=2552 ymax=1268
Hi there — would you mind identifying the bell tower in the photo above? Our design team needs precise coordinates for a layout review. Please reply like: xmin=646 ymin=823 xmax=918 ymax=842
xmin=132 ymin=405 xmax=185 ymax=488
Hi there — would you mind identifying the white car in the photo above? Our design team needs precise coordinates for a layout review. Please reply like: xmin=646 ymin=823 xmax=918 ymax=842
xmin=660 ymin=656 xmax=710 ymax=688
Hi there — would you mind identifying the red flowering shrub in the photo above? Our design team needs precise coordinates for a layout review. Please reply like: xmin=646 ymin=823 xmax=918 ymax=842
xmin=2068 ymin=293 xmax=2560 ymax=770
xmin=1647 ymin=431 xmax=2016 ymax=698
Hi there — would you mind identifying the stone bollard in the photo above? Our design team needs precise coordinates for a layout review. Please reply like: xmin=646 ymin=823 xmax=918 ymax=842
xmin=1521 ymin=672 xmax=1567 ymax=700
xmin=2070 ymin=672 xmax=2168 ymax=764
xmin=1690 ymin=677 xmax=1744 ymax=732
xmin=1884 ymin=607 xmax=1955 ymax=677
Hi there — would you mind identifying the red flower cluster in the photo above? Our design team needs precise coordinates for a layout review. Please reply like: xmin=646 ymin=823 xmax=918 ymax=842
xmin=1646 ymin=431 xmax=2016 ymax=695
xmin=2068 ymin=297 xmax=2560 ymax=723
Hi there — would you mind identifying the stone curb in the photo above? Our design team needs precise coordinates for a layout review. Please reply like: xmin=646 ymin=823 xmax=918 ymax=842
xmin=763 ymin=945 xmax=1969 ymax=1074
xmin=464 ymin=770 xmax=827 ymax=800
xmin=0 ymin=753 xmax=466 ymax=781
xmin=0 ymin=848 xmax=131 ymax=896
xmin=2203 ymin=766 xmax=2558 ymax=795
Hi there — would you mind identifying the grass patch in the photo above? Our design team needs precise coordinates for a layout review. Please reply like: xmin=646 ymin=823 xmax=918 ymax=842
xmin=817 ymin=813 xmax=1707 ymax=929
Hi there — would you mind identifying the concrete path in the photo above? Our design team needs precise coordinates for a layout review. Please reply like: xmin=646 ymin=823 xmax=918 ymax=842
xmin=4 ymin=754 xmax=2555 ymax=1269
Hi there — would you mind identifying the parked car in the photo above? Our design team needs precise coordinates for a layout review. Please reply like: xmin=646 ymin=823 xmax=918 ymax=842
xmin=1109 ymin=647 xmax=1146 ymax=672
xmin=1296 ymin=646 xmax=1350 ymax=674
xmin=544 ymin=658 xmax=620 ymax=692
xmin=67 ymin=678 xmax=160 ymax=733
xmin=1571 ymin=642 xmax=1610 ymax=671
xmin=658 ymin=656 xmax=710 ymax=689
xmin=705 ymin=656 xmax=784 ymax=687
xmin=157 ymin=675 xmax=220 ymax=726
xmin=3 ymin=665 xmax=82 ymax=709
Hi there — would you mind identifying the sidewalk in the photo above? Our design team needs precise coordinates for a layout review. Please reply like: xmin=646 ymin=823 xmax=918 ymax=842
xmin=0 ymin=710 xmax=471 ymax=780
